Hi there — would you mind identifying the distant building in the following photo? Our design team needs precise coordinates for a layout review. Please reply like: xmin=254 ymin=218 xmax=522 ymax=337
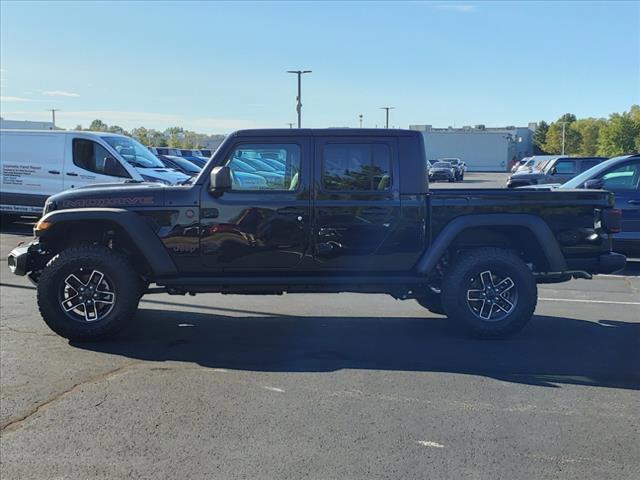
xmin=0 ymin=118 xmax=55 ymax=130
xmin=409 ymin=123 xmax=537 ymax=172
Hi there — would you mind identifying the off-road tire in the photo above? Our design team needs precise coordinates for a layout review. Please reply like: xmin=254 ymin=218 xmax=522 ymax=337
xmin=415 ymin=290 xmax=445 ymax=315
xmin=37 ymin=244 xmax=141 ymax=341
xmin=441 ymin=247 xmax=537 ymax=339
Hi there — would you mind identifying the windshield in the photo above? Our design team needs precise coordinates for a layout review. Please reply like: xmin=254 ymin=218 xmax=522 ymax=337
xmin=560 ymin=156 xmax=622 ymax=189
xmin=433 ymin=162 xmax=452 ymax=168
xmin=104 ymin=136 xmax=165 ymax=168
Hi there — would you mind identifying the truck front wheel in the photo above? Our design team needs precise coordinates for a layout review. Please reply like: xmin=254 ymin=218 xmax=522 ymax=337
xmin=37 ymin=244 xmax=141 ymax=341
xmin=415 ymin=289 xmax=445 ymax=315
xmin=441 ymin=248 xmax=537 ymax=338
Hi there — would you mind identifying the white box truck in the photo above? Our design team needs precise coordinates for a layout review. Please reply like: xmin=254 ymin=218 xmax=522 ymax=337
xmin=0 ymin=130 xmax=190 ymax=214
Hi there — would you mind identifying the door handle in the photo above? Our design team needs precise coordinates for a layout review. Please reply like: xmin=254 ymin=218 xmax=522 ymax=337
xmin=48 ymin=170 xmax=61 ymax=175
xmin=66 ymin=172 xmax=78 ymax=177
xmin=628 ymin=199 xmax=640 ymax=205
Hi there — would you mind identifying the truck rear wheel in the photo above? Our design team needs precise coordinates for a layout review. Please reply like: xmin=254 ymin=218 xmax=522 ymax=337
xmin=441 ymin=248 xmax=537 ymax=338
xmin=37 ymin=244 xmax=141 ymax=341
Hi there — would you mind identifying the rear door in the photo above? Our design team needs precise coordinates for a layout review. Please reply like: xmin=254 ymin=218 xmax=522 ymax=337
xmin=199 ymin=136 xmax=311 ymax=270
xmin=312 ymin=136 xmax=401 ymax=271
xmin=0 ymin=131 xmax=65 ymax=213
xmin=63 ymin=137 xmax=132 ymax=189
xmin=600 ymin=159 xmax=640 ymax=244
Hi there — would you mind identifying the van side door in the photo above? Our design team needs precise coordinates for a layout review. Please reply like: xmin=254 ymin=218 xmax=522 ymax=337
xmin=63 ymin=137 xmax=132 ymax=190
xmin=313 ymin=136 xmax=401 ymax=271
xmin=0 ymin=132 xmax=65 ymax=213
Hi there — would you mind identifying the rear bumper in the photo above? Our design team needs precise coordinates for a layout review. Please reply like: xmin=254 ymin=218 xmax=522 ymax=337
xmin=597 ymin=252 xmax=626 ymax=274
xmin=566 ymin=252 xmax=627 ymax=275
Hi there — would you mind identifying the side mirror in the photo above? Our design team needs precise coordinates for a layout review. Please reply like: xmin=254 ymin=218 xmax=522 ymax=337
xmin=584 ymin=178 xmax=604 ymax=189
xmin=209 ymin=166 xmax=232 ymax=195
xmin=550 ymin=166 xmax=557 ymax=175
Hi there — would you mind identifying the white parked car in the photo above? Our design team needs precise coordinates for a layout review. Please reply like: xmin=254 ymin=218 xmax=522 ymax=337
xmin=0 ymin=130 xmax=189 ymax=215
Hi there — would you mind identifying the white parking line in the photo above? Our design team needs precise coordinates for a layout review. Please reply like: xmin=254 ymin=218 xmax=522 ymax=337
xmin=263 ymin=386 xmax=285 ymax=393
xmin=417 ymin=440 xmax=445 ymax=448
xmin=539 ymin=297 xmax=640 ymax=306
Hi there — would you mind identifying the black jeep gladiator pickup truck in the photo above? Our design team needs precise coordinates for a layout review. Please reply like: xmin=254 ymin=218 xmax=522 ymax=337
xmin=8 ymin=129 xmax=625 ymax=340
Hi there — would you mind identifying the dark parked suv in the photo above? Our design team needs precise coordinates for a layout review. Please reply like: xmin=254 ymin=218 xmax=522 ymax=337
xmin=507 ymin=156 xmax=606 ymax=188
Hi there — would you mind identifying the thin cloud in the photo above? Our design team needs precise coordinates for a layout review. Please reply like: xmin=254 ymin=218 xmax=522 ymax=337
xmin=0 ymin=96 xmax=33 ymax=102
xmin=435 ymin=4 xmax=476 ymax=12
xmin=42 ymin=90 xmax=80 ymax=97
xmin=1 ymin=109 xmax=261 ymax=133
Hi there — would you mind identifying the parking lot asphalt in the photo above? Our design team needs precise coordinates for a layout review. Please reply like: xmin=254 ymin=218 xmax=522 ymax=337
xmin=1 ymin=174 xmax=639 ymax=480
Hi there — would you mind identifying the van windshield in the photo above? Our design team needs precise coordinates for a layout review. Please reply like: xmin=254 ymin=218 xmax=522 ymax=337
xmin=103 ymin=136 xmax=165 ymax=168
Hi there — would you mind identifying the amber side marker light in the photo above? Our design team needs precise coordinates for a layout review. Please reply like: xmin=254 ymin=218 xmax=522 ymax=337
xmin=34 ymin=220 xmax=53 ymax=236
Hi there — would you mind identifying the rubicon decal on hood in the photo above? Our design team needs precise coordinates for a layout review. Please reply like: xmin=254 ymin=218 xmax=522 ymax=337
xmin=61 ymin=197 xmax=156 ymax=208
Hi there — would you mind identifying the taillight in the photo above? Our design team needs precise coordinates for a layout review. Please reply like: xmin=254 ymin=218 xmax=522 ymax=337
xmin=602 ymin=208 xmax=622 ymax=234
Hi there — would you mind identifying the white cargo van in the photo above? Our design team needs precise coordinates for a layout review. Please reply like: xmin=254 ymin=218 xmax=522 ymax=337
xmin=0 ymin=130 xmax=189 ymax=214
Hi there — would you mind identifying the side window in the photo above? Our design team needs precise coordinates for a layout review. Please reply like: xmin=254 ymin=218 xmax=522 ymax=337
xmin=601 ymin=161 xmax=640 ymax=191
xmin=322 ymin=143 xmax=391 ymax=191
xmin=72 ymin=139 xmax=129 ymax=178
xmin=554 ymin=160 xmax=576 ymax=175
xmin=224 ymin=143 xmax=301 ymax=191
xmin=580 ymin=160 xmax=600 ymax=172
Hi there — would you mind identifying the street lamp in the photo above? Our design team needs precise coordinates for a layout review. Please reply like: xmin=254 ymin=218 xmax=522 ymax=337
xmin=560 ymin=121 xmax=568 ymax=155
xmin=48 ymin=109 xmax=60 ymax=129
xmin=286 ymin=70 xmax=312 ymax=128
xmin=380 ymin=106 xmax=395 ymax=128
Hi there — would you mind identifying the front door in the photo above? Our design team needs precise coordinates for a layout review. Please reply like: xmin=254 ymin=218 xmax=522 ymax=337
xmin=549 ymin=159 xmax=577 ymax=184
xmin=64 ymin=138 xmax=131 ymax=189
xmin=199 ymin=138 xmax=311 ymax=271
xmin=312 ymin=136 xmax=401 ymax=271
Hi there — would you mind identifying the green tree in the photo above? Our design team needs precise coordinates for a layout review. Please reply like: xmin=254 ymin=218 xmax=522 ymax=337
xmin=544 ymin=114 xmax=581 ymax=154
xmin=131 ymin=127 xmax=150 ymax=145
xmin=88 ymin=119 xmax=108 ymax=132
xmin=107 ymin=125 xmax=127 ymax=135
xmin=74 ymin=124 xmax=83 ymax=131
xmin=533 ymin=121 xmax=549 ymax=153
xmin=572 ymin=118 xmax=606 ymax=156
xmin=597 ymin=108 xmax=640 ymax=156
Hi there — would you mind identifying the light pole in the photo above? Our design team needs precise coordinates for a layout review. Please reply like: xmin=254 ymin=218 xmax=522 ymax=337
xmin=560 ymin=121 xmax=568 ymax=155
xmin=48 ymin=109 xmax=60 ymax=129
xmin=286 ymin=70 xmax=312 ymax=128
xmin=380 ymin=106 xmax=395 ymax=128
xmin=359 ymin=114 xmax=363 ymax=128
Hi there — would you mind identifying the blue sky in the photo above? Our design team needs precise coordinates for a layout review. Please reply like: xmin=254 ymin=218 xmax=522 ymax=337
xmin=1 ymin=1 xmax=638 ymax=133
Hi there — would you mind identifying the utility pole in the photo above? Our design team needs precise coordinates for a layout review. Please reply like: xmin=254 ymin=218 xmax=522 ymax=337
xmin=286 ymin=123 xmax=294 ymax=129
xmin=380 ymin=106 xmax=395 ymax=128
xmin=359 ymin=114 xmax=363 ymax=128
xmin=560 ymin=121 xmax=567 ymax=155
xmin=48 ymin=109 xmax=60 ymax=129
xmin=286 ymin=70 xmax=312 ymax=128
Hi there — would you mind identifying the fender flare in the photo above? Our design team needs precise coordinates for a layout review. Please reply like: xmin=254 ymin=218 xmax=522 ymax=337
xmin=414 ymin=214 xmax=567 ymax=274
xmin=38 ymin=208 xmax=178 ymax=277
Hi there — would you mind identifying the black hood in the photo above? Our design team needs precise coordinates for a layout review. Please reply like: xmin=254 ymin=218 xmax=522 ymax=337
xmin=48 ymin=182 xmax=167 ymax=210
